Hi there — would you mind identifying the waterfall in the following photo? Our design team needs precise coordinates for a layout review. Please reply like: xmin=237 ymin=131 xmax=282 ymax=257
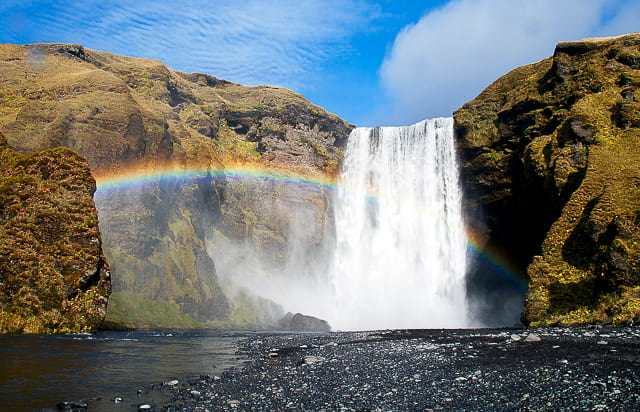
xmin=326 ymin=117 xmax=467 ymax=330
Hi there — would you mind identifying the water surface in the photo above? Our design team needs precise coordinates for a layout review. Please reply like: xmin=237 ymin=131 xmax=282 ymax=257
xmin=0 ymin=329 xmax=247 ymax=410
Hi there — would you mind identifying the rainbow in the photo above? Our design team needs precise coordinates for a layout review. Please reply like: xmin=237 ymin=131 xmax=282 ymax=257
xmin=466 ymin=230 xmax=529 ymax=293
xmin=95 ymin=162 xmax=340 ymax=194
xmin=94 ymin=162 xmax=527 ymax=292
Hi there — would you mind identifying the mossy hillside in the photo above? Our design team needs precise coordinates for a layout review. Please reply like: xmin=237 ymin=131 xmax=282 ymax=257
xmin=105 ymin=287 xmax=283 ymax=330
xmin=0 ymin=43 xmax=353 ymax=327
xmin=455 ymin=33 xmax=640 ymax=325
xmin=0 ymin=43 xmax=351 ymax=174
xmin=0 ymin=132 xmax=110 ymax=333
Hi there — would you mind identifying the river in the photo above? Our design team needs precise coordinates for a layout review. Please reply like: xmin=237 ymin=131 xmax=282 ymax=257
xmin=0 ymin=329 xmax=247 ymax=411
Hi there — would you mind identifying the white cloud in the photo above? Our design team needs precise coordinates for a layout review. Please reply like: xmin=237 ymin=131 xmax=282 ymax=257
xmin=10 ymin=0 xmax=379 ymax=91
xmin=379 ymin=0 xmax=638 ymax=125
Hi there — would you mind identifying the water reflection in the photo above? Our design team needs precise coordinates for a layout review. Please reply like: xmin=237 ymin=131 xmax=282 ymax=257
xmin=0 ymin=330 xmax=246 ymax=410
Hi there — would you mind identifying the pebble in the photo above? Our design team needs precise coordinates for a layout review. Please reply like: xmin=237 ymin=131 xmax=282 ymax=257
xmin=56 ymin=401 xmax=88 ymax=410
xmin=138 ymin=404 xmax=151 ymax=411
xmin=163 ymin=379 xmax=179 ymax=386
xmin=302 ymin=356 xmax=326 ymax=365
xmin=157 ymin=327 xmax=640 ymax=411
xmin=524 ymin=333 xmax=541 ymax=342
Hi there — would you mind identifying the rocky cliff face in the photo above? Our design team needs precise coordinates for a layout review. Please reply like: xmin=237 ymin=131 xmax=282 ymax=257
xmin=0 ymin=43 xmax=352 ymax=327
xmin=455 ymin=33 xmax=640 ymax=326
xmin=0 ymin=132 xmax=111 ymax=333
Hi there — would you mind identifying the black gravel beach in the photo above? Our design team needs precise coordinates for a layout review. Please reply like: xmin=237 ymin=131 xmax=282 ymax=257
xmin=154 ymin=327 xmax=640 ymax=411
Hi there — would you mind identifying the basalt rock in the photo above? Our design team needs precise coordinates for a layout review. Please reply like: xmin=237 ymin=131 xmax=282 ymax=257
xmin=0 ymin=43 xmax=353 ymax=327
xmin=278 ymin=312 xmax=331 ymax=332
xmin=0 ymin=132 xmax=111 ymax=333
xmin=454 ymin=33 xmax=640 ymax=326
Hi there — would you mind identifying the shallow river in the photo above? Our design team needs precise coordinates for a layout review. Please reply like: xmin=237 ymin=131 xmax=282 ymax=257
xmin=0 ymin=329 xmax=247 ymax=411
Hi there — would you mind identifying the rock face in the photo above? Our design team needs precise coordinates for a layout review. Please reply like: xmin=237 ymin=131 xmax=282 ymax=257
xmin=455 ymin=33 xmax=640 ymax=326
xmin=279 ymin=312 xmax=331 ymax=332
xmin=0 ymin=43 xmax=352 ymax=327
xmin=0 ymin=132 xmax=111 ymax=333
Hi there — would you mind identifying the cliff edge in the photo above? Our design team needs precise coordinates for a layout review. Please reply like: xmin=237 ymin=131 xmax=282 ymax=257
xmin=455 ymin=33 xmax=640 ymax=326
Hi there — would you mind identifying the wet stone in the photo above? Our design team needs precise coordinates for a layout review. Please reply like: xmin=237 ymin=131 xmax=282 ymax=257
xmin=162 ymin=327 xmax=640 ymax=410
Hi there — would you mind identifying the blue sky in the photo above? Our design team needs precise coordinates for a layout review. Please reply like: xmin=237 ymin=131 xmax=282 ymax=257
xmin=1 ymin=0 xmax=638 ymax=126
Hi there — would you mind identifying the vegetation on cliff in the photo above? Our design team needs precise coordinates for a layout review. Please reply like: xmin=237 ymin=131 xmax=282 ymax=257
xmin=455 ymin=33 xmax=640 ymax=326
xmin=0 ymin=43 xmax=352 ymax=327
xmin=0 ymin=132 xmax=111 ymax=333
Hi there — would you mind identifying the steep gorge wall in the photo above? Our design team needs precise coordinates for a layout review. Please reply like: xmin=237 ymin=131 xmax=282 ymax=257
xmin=455 ymin=33 xmax=640 ymax=326
xmin=0 ymin=43 xmax=352 ymax=327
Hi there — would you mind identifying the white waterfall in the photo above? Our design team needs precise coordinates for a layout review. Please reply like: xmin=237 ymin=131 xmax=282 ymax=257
xmin=325 ymin=117 xmax=468 ymax=330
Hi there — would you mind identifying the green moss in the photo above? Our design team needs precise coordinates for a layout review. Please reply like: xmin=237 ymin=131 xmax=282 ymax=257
xmin=213 ymin=120 xmax=261 ymax=163
xmin=0 ymin=135 xmax=110 ymax=333
xmin=104 ymin=292 xmax=199 ymax=328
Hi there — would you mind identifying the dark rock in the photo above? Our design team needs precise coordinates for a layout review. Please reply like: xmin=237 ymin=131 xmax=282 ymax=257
xmin=622 ymin=87 xmax=636 ymax=102
xmin=612 ymin=101 xmax=640 ymax=129
xmin=595 ymin=216 xmax=640 ymax=290
xmin=279 ymin=312 xmax=331 ymax=332
xmin=616 ymin=52 xmax=640 ymax=69
xmin=56 ymin=401 xmax=88 ymax=410
xmin=569 ymin=118 xmax=593 ymax=143
xmin=555 ymin=40 xmax=606 ymax=56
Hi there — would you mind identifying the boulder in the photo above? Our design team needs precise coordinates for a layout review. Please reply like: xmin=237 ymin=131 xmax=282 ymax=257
xmin=278 ymin=312 xmax=331 ymax=332
xmin=0 ymin=132 xmax=111 ymax=333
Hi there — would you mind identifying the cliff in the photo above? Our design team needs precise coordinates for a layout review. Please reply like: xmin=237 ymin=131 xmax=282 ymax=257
xmin=455 ymin=33 xmax=640 ymax=326
xmin=0 ymin=43 xmax=352 ymax=327
xmin=0 ymin=132 xmax=111 ymax=333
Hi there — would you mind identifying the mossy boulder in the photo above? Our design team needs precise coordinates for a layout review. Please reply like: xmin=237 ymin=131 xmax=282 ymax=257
xmin=0 ymin=132 xmax=111 ymax=333
xmin=455 ymin=33 xmax=640 ymax=326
